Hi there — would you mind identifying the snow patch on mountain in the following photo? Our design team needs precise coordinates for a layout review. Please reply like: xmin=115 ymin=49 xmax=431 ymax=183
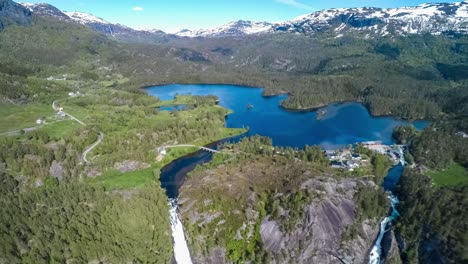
xmin=176 ymin=20 xmax=273 ymax=38
xmin=275 ymin=1 xmax=468 ymax=36
xmin=65 ymin=11 xmax=110 ymax=25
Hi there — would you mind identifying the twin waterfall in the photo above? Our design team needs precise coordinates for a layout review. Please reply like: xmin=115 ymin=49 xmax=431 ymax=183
xmin=169 ymin=199 xmax=193 ymax=264
xmin=165 ymin=146 xmax=406 ymax=264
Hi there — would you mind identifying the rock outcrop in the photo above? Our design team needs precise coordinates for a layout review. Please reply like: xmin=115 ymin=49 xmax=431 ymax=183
xmin=0 ymin=0 xmax=32 ymax=31
xmin=180 ymin=158 xmax=385 ymax=264
xmin=260 ymin=178 xmax=379 ymax=264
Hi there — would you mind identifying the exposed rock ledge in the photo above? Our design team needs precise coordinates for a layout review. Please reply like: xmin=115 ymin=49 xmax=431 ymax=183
xmin=260 ymin=178 xmax=380 ymax=264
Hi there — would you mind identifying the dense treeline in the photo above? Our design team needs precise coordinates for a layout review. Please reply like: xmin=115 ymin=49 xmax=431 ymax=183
xmin=396 ymin=118 xmax=468 ymax=263
xmin=0 ymin=172 xmax=172 ymax=263
xmin=396 ymin=170 xmax=468 ymax=263
xmin=410 ymin=119 xmax=468 ymax=169
xmin=0 ymin=9 xmax=467 ymax=264
xmin=0 ymin=127 xmax=97 ymax=184
xmin=392 ymin=125 xmax=418 ymax=144
xmin=1 ymin=14 xmax=468 ymax=121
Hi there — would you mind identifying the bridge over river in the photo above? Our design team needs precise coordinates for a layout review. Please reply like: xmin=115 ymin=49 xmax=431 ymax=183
xmin=162 ymin=144 xmax=221 ymax=154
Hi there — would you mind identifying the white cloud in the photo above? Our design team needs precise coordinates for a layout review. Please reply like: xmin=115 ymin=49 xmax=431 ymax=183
xmin=275 ymin=0 xmax=314 ymax=11
xmin=132 ymin=6 xmax=144 ymax=11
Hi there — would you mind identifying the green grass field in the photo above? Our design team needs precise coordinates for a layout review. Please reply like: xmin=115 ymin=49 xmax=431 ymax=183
xmin=151 ymin=95 xmax=195 ymax=107
xmin=428 ymin=163 xmax=468 ymax=187
xmin=39 ymin=120 xmax=82 ymax=139
xmin=88 ymin=168 xmax=156 ymax=190
xmin=0 ymin=104 xmax=54 ymax=133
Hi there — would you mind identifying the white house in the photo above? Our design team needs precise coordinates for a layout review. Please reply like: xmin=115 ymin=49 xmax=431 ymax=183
xmin=36 ymin=117 xmax=45 ymax=124
xmin=326 ymin=150 xmax=338 ymax=160
xmin=346 ymin=160 xmax=360 ymax=171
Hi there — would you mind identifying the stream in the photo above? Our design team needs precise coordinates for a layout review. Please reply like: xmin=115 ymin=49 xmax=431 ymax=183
xmin=369 ymin=147 xmax=405 ymax=264
xmin=160 ymin=140 xmax=235 ymax=264
xmin=148 ymin=84 xmax=429 ymax=264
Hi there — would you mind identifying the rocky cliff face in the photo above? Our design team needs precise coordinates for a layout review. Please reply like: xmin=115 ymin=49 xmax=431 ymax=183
xmin=259 ymin=178 xmax=379 ymax=264
xmin=179 ymin=156 xmax=391 ymax=264
xmin=0 ymin=0 xmax=32 ymax=30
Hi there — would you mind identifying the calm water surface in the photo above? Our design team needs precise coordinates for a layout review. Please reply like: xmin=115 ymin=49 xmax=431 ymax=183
xmin=147 ymin=84 xmax=429 ymax=149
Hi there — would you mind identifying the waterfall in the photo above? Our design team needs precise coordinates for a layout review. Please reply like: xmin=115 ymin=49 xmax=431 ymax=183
xmin=169 ymin=199 xmax=193 ymax=264
xmin=368 ymin=146 xmax=404 ymax=264
xmin=368 ymin=195 xmax=400 ymax=264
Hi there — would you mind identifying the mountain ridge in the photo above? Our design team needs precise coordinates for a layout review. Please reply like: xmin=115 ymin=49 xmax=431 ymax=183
xmin=14 ymin=1 xmax=468 ymax=39
xmin=179 ymin=1 xmax=468 ymax=38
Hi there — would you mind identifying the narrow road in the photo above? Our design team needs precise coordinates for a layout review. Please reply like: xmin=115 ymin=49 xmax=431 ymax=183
xmin=0 ymin=125 xmax=44 ymax=136
xmin=53 ymin=100 xmax=104 ymax=165
xmin=52 ymin=100 xmax=86 ymax=126
xmin=81 ymin=132 xmax=104 ymax=164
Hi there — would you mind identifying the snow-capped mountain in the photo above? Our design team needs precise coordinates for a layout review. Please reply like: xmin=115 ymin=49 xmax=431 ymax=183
xmin=20 ymin=2 xmax=69 ymax=20
xmin=19 ymin=2 xmax=168 ymax=42
xmin=65 ymin=11 xmax=137 ymax=35
xmin=274 ymin=2 xmax=468 ymax=37
xmin=176 ymin=1 xmax=468 ymax=38
xmin=17 ymin=1 xmax=468 ymax=39
xmin=176 ymin=20 xmax=273 ymax=38
xmin=21 ymin=3 xmax=134 ymax=35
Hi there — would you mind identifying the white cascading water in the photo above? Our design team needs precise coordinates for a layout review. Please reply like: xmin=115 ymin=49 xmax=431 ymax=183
xmin=169 ymin=199 xmax=193 ymax=264
xmin=368 ymin=195 xmax=400 ymax=264
xmin=368 ymin=146 xmax=404 ymax=264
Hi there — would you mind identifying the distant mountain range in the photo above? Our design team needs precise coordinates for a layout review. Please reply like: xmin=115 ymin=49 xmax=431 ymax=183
xmin=178 ymin=2 xmax=468 ymax=38
xmin=18 ymin=2 xmax=168 ymax=43
xmin=5 ymin=1 xmax=468 ymax=40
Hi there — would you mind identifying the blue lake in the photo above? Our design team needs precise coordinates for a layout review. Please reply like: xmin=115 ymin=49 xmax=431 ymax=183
xmin=149 ymin=84 xmax=426 ymax=261
xmin=147 ymin=84 xmax=429 ymax=150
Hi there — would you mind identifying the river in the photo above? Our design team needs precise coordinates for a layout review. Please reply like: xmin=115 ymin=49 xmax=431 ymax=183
xmin=369 ymin=147 xmax=405 ymax=264
xmin=147 ymin=84 xmax=429 ymax=264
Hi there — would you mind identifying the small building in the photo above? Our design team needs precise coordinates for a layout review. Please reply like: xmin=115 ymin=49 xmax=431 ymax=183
xmin=36 ymin=117 xmax=46 ymax=124
xmin=331 ymin=161 xmax=344 ymax=169
xmin=326 ymin=150 xmax=338 ymax=160
xmin=57 ymin=111 xmax=66 ymax=118
xmin=346 ymin=160 xmax=360 ymax=171
xmin=68 ymin=92 xmax=77 ymax=97
xmin=158 ymin=148 xmax=167 ymax=155
xmin=351 ymin=153 xmax=361 ymax=160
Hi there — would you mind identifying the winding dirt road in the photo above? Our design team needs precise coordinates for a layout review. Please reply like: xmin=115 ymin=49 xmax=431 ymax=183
xmin=81 ymin=132 xmax=104 ymax=164
xmin=53 ymin=100 xmax=104 ymax=164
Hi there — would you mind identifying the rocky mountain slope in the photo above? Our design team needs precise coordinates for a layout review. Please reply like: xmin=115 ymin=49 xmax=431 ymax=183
xmin=177 ymin=2 xmax=468 ymax=38
xmin=0 ymin=0 xmax=31 ymax=30
xmin=14 ymin=1 xmax=468 ymax=39
xmin=274 ymin=2 xmax=468 ymax=37
xmin=178 ymin=138 xmax=395 ymax=264
xmin=176 ymin=20 xmax=273 ymax=38
xmin=19 ymin=2 xmax=169 ymax=43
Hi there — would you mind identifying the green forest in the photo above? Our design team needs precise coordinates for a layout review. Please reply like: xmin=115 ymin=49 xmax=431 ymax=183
xmin=0 ymin=3 xmax=467 ymax=263
xmin=180 ymin=136 xmax=391 ymax=263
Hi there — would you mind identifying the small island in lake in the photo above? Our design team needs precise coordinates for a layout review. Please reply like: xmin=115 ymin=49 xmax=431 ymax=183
xmin=316 ymin=109 xmax=327 ymax=120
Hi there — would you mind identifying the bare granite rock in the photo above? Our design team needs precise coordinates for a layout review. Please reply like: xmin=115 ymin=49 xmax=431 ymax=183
xmin=260 ymin=178 xmax=380 ymax=264
xmin=49 ymin=160 xmax=64 ymax=181
xmin=113 ymin=160 xmax=150 ymax=173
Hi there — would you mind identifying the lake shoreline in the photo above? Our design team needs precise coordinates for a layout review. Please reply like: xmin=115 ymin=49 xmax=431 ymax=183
xmin=144 ymin=83 xmax=431 ymax=122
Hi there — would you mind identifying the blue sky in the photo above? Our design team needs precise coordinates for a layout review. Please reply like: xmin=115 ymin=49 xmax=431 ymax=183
xmin=23 ymin=0 xmax=460 ymax=32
